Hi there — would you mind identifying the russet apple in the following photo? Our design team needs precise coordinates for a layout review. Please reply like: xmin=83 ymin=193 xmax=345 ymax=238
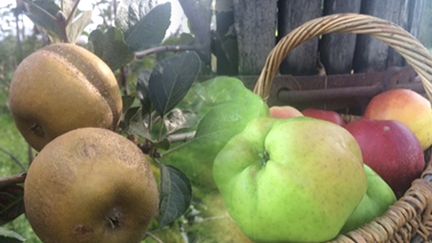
xmin=24 ymin=128 xmax=159 ymax=243
xmin=364 ymin=88 xmax=432 ymax=150
xmin=269 ymin=105 xmax=303 ymax=119
xmin=344 ymin=119 xmax=425 ymax=197
xmin=213 ymin=117 xmax=367 ymax=242
xmin=302 ymin=108 xmax=345 ymax=125
xmin=9 ymin=43 xmax=122 ymax=151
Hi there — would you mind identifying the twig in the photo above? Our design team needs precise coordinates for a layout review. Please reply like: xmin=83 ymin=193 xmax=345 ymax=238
xmin=167 ymin=132 xmax=195 ymax=143
xmin=0 ymin=174 xmax=26 ymax=188
xmin=65 ymin=0 xmax=81 ymax=26
xmin=144 ymin=232 xmax=163 ymax=243
xmin=0 ymin=147 xmax=26 ymax=172
xmin=135 ymin=45 xmax=198 ymax=59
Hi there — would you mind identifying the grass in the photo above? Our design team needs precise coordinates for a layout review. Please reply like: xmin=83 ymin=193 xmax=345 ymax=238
xmin=0 ymin=90 xmax=40 ymax=242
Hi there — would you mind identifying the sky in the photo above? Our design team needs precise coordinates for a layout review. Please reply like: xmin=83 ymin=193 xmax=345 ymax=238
xmin=0 ymin=0 xmax=188 ymax=38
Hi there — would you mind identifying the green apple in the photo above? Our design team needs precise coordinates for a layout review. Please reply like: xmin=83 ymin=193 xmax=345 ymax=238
xmin=341 ymin=164 xmax=396 ymax=233
xmin=162 ymin=77 xmax=268 ymax=191
xmin=213 ymin=117 xmax=367 ymax=242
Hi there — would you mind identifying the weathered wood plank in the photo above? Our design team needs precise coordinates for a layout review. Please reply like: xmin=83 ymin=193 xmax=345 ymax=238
xmin=278 ymin=0 xmax=322 ymax=75
xmin=354 ymin=0 xmax=409 ymax=72
xmin=386 ymin=0 xmax=410 ymax=68
xmin=232 ymin=0 xmax=278 ymax=75
xmin=320 ymin=0 xmax=362 ymax=74
xmin=408 ymin=0 xmax=425 ymax=38
xmin=215 ymin=0 xmax=238 ymax=75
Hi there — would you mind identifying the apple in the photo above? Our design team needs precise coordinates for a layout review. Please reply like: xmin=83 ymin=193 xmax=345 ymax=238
xmin=302 ymin=108 xmax=345 ymax=125
xmin=364 ymin=88 xmax=432 ymax=150
xmin=213 ymin=117 xmax=367 ymax=242
xmin=162 ymin=77 xmax=269 ymax=191
xmin=341 ymin=164 xmax=396 ymax=233
xmin=24 ymin=128 xmax=159 ymax=243
xmin=344 ymin=119 xmax=425 ymax=197
xmin=269 ymin=105 xmax=303 ymax=119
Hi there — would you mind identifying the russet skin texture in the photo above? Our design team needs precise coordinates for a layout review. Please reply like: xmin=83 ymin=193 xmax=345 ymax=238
xmin=214 ymin=117 xmax=367 ymax=242
xmin=24 ymin=128 xmax=159 ymax=243
xmin=364 ymin=88 xmax=432 ymax=150
xmin=9 ymin=43 xmax=122 ymax=151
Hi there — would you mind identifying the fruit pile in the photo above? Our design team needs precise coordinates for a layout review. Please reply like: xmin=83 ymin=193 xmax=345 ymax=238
xmin=213 ymin=87 xmax=431 ymax=242
xmin=9 ymin=43 xmax=160 ymax=243
xmin=7 ymin=41 xmax=431 ymax=242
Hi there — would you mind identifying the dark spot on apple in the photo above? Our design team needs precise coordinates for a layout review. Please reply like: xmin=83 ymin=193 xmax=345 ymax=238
xmin=30 ymin=123 xmax=44 ymax=137
xmin=105 ymin=207 xmax=123 ymax=230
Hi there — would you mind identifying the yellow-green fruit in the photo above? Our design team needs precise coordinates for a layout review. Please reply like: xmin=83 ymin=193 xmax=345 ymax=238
xmin=9 ymin=43 xmax=122 ymax=151
xmin=24 ymin=128 xmax=159 ymax=243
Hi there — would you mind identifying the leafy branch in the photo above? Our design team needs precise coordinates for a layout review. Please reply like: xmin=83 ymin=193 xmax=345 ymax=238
xmin=0 ymin=174 xmax=26 ymax=188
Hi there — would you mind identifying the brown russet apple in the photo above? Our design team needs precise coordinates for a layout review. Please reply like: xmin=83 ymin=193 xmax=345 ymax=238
xmin=269 ymin=106 xmax=303 ymax=119
xmin=9 ymin=43 xmax=122 ymax=151
xmin=344 ymin=119 xmax=425 ymax=197
xmin=302 ymin=108 xmax=345 ymax=125
xmin=24 ymin=128 xmax=159 ymax=243
xmin=364 ymin=88 xmax=432 ymax=150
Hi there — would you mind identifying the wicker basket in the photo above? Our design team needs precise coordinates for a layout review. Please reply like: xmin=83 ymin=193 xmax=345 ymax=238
xmin=253 ymin=13 xmax=432 ymax=243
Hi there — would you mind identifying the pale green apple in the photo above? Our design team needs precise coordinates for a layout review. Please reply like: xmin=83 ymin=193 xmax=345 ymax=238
xmin=213 ymin=117 xmax=367 ymax=242
xmin=341 ymin=164 xmax=396 ymax=233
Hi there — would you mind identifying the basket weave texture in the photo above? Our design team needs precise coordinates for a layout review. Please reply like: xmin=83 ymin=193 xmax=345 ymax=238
xmin=253 ymin=13 xmax=432 ymax=243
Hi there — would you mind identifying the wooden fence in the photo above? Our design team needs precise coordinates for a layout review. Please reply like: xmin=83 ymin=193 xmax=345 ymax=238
xmin=183 ymin=0 xmax=427 ymax=111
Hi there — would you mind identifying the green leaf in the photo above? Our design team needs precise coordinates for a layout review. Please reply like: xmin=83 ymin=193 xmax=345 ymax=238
xmin=159 ymin=164 xmax=192 ymax=227
xmin=0 ymin=184 xmax=24 ymax=225
xmin=137 ymin=72 xmax=153 ymax=116
xmin=0 ymin=227 xmax=25 ymax=243
xmin=148 ymin=51 xmax=201 ymax=116
xmin=175 ymin=76 xmax=253 ymax=130
xmin=88 ymin=27 xmax=134 ymax=70
xmin=122 ymin=95 xmax=136 ymax=111
xmin=66 ymin=10 xmax=92 ymax=43
xmin=125 ymin=3 xmax=171 ymax=51
xmin=60 ymin=0 xmax=76 ymax=17
xmin=24 ymin=0 xmax=66 ymax=41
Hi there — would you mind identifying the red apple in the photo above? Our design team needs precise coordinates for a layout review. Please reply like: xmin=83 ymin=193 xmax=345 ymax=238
xmin=344 ymin=119 xmax=425 ymax=197
xmin=302 ymin=108 xmax=345 ymax=125
xmin=365 ymin=89 xmax=432 ymax=150
xmin=270 ymin=106 xmax=303 ymax=119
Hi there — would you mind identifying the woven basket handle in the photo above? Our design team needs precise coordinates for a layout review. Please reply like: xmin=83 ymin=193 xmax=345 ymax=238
xmin=253 ymin=13 xmax=432 ymax=102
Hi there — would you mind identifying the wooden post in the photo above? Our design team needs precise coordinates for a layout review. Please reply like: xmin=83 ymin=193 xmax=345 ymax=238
xmin=386 ymin=0 xmax=410 ymax=68
xmin=278 ymin=0 xmax=322 ymax=75
xmin=215 ymin=0 xmax=238 ymax=75
xmin=233 ymin=0 xmax=278 ymax=75
xmin=354 ymin=0 xmax=410 ymax=72
xmin=320 ymin=0 xmax=361 ymax=74
xmin=408 ymin=0 xmax=425 ymax=38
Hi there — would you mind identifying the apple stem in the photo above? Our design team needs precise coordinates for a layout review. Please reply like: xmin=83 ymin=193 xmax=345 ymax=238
xmin=259 ymin=151 xmax=270 ymax=167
